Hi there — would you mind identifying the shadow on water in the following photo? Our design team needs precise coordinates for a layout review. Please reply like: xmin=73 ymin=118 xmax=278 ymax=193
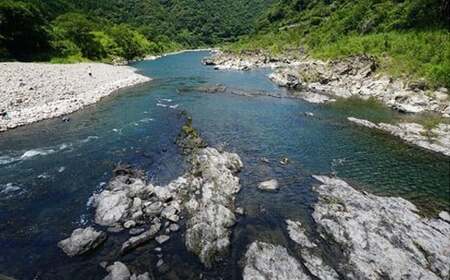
xmin=0 ymin=51 xmax=448 ymax=279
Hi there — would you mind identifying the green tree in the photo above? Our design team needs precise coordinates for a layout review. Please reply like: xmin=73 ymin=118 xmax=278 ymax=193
xmin=0 ymin=0 xmax=50 ymax=60
xmin=108 ymin=24 xmax=150 ymax=60
xmin=50 ymin=13 xmax=104 ymax=59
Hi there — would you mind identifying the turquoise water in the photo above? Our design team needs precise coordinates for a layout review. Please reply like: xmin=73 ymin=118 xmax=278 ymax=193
xmin=0 ymin=51 xmax=448 ymax=279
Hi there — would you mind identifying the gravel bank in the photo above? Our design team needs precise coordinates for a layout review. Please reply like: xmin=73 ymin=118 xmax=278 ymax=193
xmin=0 ymin=62 xmax=151 ymax=132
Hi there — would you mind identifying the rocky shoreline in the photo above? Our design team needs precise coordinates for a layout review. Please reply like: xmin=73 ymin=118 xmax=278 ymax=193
xmin=204 ymin=51 xmax=450 ymax=156
xmin=243 ymin=176 xmax=450 ymax=280
xmin=348 ymin=117 xmax=450 ymax=156
xmin=204 ymin=51 xmax=450 ymax=116
xmin=0 ymin=62 xmax=151 ymax=132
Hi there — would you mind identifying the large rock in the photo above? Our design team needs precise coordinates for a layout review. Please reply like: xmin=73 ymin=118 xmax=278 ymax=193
xmin=103 ymin=262 xmax=131 ymax=280
xmin=242 ymin=241 xmax=310 ymax=280
xmin=312 ymin=175 xmax=450 ymax=280
xmin=120 ymin=221 xmax=161 ymax=254
xmin=286 ymin=220 xmax=339 ymax=280
xmin=58 ymin=227 xmax=106 ymax=257
xmin=184 ymin=148 xmax=243 ymax=267
xmin=257 ymin=179 xmax=279 ymax=191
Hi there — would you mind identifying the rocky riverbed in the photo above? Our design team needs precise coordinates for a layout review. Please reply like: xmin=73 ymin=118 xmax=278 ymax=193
xmin=55 ymin=117 xmax=449 ymax=279
xmin=0 ymin=62 xmax=150 ymax=132
xmin=57 ymin=119 xmax=243 ymax=276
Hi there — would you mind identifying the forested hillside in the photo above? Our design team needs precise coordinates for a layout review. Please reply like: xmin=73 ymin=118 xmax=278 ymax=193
xmin=228 ymin=0 xmax=450 ymax=88
xmin=0 ymin=0 xmax=272 ymax=61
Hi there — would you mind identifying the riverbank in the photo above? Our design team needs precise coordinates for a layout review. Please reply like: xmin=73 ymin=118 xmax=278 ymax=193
xmin=0 ymin=62 xmax=150 ymax=132
xmin=204 ymin=51 xmax=450 ymax=156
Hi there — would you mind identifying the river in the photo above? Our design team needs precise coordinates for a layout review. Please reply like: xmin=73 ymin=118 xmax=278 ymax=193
xmin=0 ymin=51 xmax=448 ymax=279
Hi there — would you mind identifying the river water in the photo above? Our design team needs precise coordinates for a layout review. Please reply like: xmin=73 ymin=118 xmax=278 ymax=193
xmin=0 ymin=51 xmax=448 ymax=279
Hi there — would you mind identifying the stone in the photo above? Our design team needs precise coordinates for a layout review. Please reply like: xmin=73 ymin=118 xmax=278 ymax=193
xmin=129 ymin=227 xmax=145 ymax=236
xmin=243 ymin=241 xmax=310 ymax=280
xmin=103 ymin=262 xmax=130 ymax=280
xmin=161 ymin=205 xmax=179 ymax=222
xmin=155 ymin=235 xmax=170 ymax=244
xmin=280 ymin=157 xmax=289 ymax=165
xmin=169 ymin=223 xmax=180 ymax=232
xmin=258 ymin=179 xmax=279 ymax=191
xmin=120 ymin=222 xmax=161 ymax=254
xmin=144 ymin=201 xmax=163 ymax=217
xmin=58 ymin=227 xmax=106 ymax=257
xmin=235 ymin=207 xmax=245 ymax=215
xmin=156 ymin=259 xmax=164 ymax=268
xmin=123 ymin=220 xmax=136 ymax=229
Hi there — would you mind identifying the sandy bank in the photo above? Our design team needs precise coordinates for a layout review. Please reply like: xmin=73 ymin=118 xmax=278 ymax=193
xmin=0 ymin=62 xmax=151 ymax=132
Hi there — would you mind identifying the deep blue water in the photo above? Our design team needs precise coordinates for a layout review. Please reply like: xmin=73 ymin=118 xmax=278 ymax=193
xmin=0 ymin=51 xmax=448 ymax=279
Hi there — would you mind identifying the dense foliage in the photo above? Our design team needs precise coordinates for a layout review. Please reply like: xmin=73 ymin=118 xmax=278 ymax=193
xmin=0 ymin=0 xmax=272 ymax=62
xmin=228 ymin=0 xmax=450 ymax=88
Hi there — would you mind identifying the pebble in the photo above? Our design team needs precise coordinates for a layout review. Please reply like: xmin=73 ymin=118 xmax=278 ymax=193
xmin=155 ymin=235 xmax=170 ymax=244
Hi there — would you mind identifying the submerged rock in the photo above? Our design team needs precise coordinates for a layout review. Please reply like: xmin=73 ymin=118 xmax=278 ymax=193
xmin=312 ymin=175 xmax=450 ymax=280
xmin=258 ymin=179 xmax=279 ymax=191
xmin=243 ymin=241 xmax=310 ymax=280
xmin=58 ymin=227 xmax=106 ymax=257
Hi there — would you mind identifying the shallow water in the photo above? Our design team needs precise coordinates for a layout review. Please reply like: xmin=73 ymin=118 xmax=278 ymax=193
xmin=0 ymin=51 xmax=448 ymax=279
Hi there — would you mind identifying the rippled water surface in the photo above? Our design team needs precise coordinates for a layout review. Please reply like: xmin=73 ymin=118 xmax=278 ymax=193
xmin=0 ymin=51 xmax=449 ymax=279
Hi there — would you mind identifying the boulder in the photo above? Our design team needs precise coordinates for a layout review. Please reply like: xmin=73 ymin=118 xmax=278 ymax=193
xmin=258 ymin=179 xmax=279 ymax=191
xmin=58 ymin=227 xmax=106 ymax=257
xmin=243 ymin=241 xmax=310 ymax=280
xmin=120 ymin=221 xmax=161 ymax=254
xmin=103 ymin=262 xmax=131 ymax=280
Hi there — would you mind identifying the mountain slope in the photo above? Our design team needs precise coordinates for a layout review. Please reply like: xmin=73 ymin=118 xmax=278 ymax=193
xmin=228 ymin=0 xmax=450 ymax=88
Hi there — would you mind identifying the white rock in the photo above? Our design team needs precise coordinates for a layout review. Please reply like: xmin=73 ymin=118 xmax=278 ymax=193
xmin=103 ymin=262 xmax=131 ymax=280
xmin=58 ymin=227 xmax=106 ymax=257
xmin=312 ymin=175 xmax=450 ymax=279
xmin=243 ymin=241 xmax=310 ymax=280
xmin=155 ymin=235 xmax=170 ymax=244
xmin=258 ymin=179 xmax=279 ymax=191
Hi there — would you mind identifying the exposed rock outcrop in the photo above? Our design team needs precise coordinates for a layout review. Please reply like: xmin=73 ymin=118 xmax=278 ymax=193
xmin=87 ymin=118 xmax=243 ymax=267
xmin=311 ymin=175 xmax=450 ymax=280
xmin=348 ymin=117 xmax=450 ymax=156
xmin=243 ymin=241 xmax=310 ymax=280
xmin=285 ymin=220 xmax=340 ymax=280
xmin=183 ymin=147 xmax=243 ymax=267
xmin=58 ymin=227 xmax=106 ymax=257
